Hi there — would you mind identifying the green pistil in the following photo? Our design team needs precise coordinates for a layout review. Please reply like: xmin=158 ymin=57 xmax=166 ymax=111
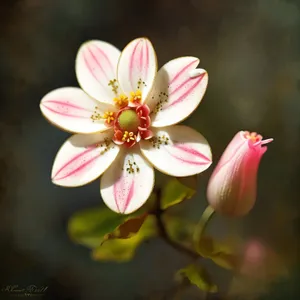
xmin=118 ymin=110 xmax=140 ymax=132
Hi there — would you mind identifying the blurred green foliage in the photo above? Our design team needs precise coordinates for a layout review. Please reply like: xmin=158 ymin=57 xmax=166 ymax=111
xmin=176 ymin=263 xmax=218 ymax=293
xmin=160 ymin=178 xmax=195 ymax=210
xmin=176 ymin=175 xmax=198 ymax=190
xmin=68 ymin=206 xmax=128 ymax=248
xmin=92 ymin=216 xmax=157 ymax=262
xmin=197 ymin=235 xmax=240 ymax=270
xmin=102 ymin=213 xmax=148 ymax=242
xmin=67 ymin=176 xmax=290 ymax=296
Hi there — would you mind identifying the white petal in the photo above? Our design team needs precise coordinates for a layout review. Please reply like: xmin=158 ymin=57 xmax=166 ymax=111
xmin=100 ymin=147 xmax=154 ymax=214
xmin=76 ymin=40 xmax=121 ymax=104
xmin=52 ymin=130 xmax=119 ymax=187
xmin=140 ymin=125 xmax=212 ymax=177
xmin=146 ymin=57 xmax=208 ymax=127
xmin=40 ymin=87 xmax=115 ymax=133
xmin=117 ymin=38 xmax=157 ymax=101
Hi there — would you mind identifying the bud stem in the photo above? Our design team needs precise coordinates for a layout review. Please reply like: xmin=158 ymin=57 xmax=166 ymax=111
xmin=193 ymin=205 xmax=215 ymax=254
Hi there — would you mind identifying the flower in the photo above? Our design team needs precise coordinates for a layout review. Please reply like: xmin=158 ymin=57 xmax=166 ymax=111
xmin=40 ymin=37 xmax=212 ymax=214
xmin=207 ymin=131 xmax=273 ymax=217
xmin=239 ymin=238 xmax=287 ymax=280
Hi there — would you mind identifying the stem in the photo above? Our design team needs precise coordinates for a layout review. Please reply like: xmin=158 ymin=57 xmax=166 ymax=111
xmin=156 ymin=209 xmax=199 ymax=259
xmin=153 ymin=190 xmax=218 ymax=300
xmin=154 ymin=188 xmax=199 ymax=260
xmin=193 ymin=205 xmax=215 ymax=253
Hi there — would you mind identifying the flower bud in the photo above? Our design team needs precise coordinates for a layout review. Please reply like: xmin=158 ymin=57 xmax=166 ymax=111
xmin=207 ymin=131 xmax=273 ymax=216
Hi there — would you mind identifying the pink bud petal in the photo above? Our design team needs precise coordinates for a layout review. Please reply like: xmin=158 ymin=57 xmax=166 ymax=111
xmin=207 ymin=131 xmax=273 ymax=217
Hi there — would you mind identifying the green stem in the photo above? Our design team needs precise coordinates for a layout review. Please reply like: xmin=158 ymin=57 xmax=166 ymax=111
xmin=193 ymin=205 xmax=215 ymax=254
xmin=156 ymin=209 xmax=199 ymax=259
xmin=154 ymin=188 xmax=200 ymax=260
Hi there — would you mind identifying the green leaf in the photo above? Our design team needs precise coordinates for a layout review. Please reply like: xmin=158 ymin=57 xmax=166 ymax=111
xmin=68 ymin=206 xmax=128 ymax=248
xmin=102 ymin=213 xmax=148 ymax=244
xmin=92 ymin=216 xmax=156 ymax=262
xmin=198 ymin=236 xmax=240 ymax=270
xmin=211 ymin=252 xmax=239 ymax=270
xmin=68 ymin=205 xmax=151 ymax=249
xmin=163 ymin=214 xmax=196 ymax=246
xmin=161 ymin=178 xmax=196 ymax=210
xmin=176 ymin=175 xmax=198 ymax=190
xmin=177 ymin=264 xmax=218 ymax=293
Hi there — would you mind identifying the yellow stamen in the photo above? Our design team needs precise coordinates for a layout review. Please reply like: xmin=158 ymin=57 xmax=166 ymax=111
xmin=114 ymin=94 xmax=128 ymax=107
xmin=244 ymin=131 xmax=262 ymax=143
xmin=129 ymin=90 xmax=142 ymax=103
xmin=121 ymin=131 xmax=136 ymax=143
xmin=102 ymin=111 xmax=115 ymax=124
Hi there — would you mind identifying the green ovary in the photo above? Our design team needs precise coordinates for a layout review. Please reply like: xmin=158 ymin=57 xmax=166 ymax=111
xmin=118 ymin=110 xmax=140 ymax=132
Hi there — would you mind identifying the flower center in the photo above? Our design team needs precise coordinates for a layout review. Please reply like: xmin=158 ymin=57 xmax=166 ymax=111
xmin=118 ymin=109 xmax=140 ymax=132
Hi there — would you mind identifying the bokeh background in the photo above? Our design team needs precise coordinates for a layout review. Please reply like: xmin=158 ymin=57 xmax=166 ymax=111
xmin=1 ymin=0 xmax=300 ymax=299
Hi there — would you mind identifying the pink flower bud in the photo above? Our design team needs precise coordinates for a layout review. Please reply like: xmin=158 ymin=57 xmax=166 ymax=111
xmin=207 ymin=131 xmax=273 ymax=216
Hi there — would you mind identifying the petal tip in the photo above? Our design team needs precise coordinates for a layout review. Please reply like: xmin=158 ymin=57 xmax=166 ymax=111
xmin=189 ymin=68 xmax=207 ymax=79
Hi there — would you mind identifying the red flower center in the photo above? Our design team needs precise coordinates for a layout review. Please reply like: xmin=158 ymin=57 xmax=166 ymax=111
xmin=112 ymin=104 xmax=153 ymax=148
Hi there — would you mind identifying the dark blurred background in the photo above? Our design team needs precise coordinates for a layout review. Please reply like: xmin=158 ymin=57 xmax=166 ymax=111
xmin=0 ymin=0 xmax=300 ymax=299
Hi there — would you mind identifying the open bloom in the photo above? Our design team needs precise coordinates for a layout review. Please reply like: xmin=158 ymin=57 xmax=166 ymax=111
xmin=207 ymin=131 xmax=273 ymax=217
xmin=40 ymin=37 xmax=212 ymax=214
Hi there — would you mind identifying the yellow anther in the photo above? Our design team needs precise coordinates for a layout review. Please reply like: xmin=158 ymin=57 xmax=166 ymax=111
xmin=121 ymin=131 xmax=136 ymax=143
xmin=244 ymin=131 xmax=262 ymax=143
xmin=102 ymin=111 xmax=115 ymax=124
xmin=114 ymin=94 xmax=128 ymax=107
xmin=108 ymin=79 xmax=118 ymax=94
xmin=130 ymin=90 xmax=142 ymax=103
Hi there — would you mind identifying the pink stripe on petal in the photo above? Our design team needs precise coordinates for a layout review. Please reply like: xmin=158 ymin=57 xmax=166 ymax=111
xmin=164 ymin=146 xmax=209 ymax=166
xmin=125 ymin=180 xmax=135 ymax=212
xmin=145 ymin=41 xmax=149 ymax=79
xmin=83 ymin=51 xmax=107 ymax=90
xmin=113 ymin=176 xmax=135 ymax=213
xmin=43 ymin=100 xmax=93 ymax=112
xmin=174 ymin=143 xmax=211 ymax=163
xmin=169 ymin=77 xmax=191 ymax=96
xmin=169 ymin=59 xmax=198 ymax=86
xmin=139 ymin=42 xmax=144 ymax=74
xmin=53 ymin=145 xmax=97 ymax=180
xmin=83 ymin=51 xmax=99 ymax=83
xmin=87 ymin=47 xmax=109 ymax=81
xmin=94 ymin=45 xmax=114 ymax=72
xmin=169 ymin=153 xmax=210 ymax=166
xmin=168 ymin=73 xmax=205 ymax=107
xmin=164 ymin=144 xmax=211 ymax=166
xmin=54 ymin=154 xmax=100 ymax=181
xmin=129 ymin=41 xmax=141 ymax=89
xmin=42 ymin=104 xmax=91 ymax=119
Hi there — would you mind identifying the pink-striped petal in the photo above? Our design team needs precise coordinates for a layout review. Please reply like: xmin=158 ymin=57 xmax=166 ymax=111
xmin=52 ymin=130 xmax=119 ymax=187
xmin=76 ymin=40 xmax=121 ymax=104
xmin=147 ymin=57 xmax=208 ymax=127
xmin=140 ymin=125 xmax=212 ymax=177
xmin=117 ymin=38 xmax=157 ymax=102
xmin=40 ymin=87 xmax=115 ymax=133
xmin=100 ymin=148 xmax=154 ymax=214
